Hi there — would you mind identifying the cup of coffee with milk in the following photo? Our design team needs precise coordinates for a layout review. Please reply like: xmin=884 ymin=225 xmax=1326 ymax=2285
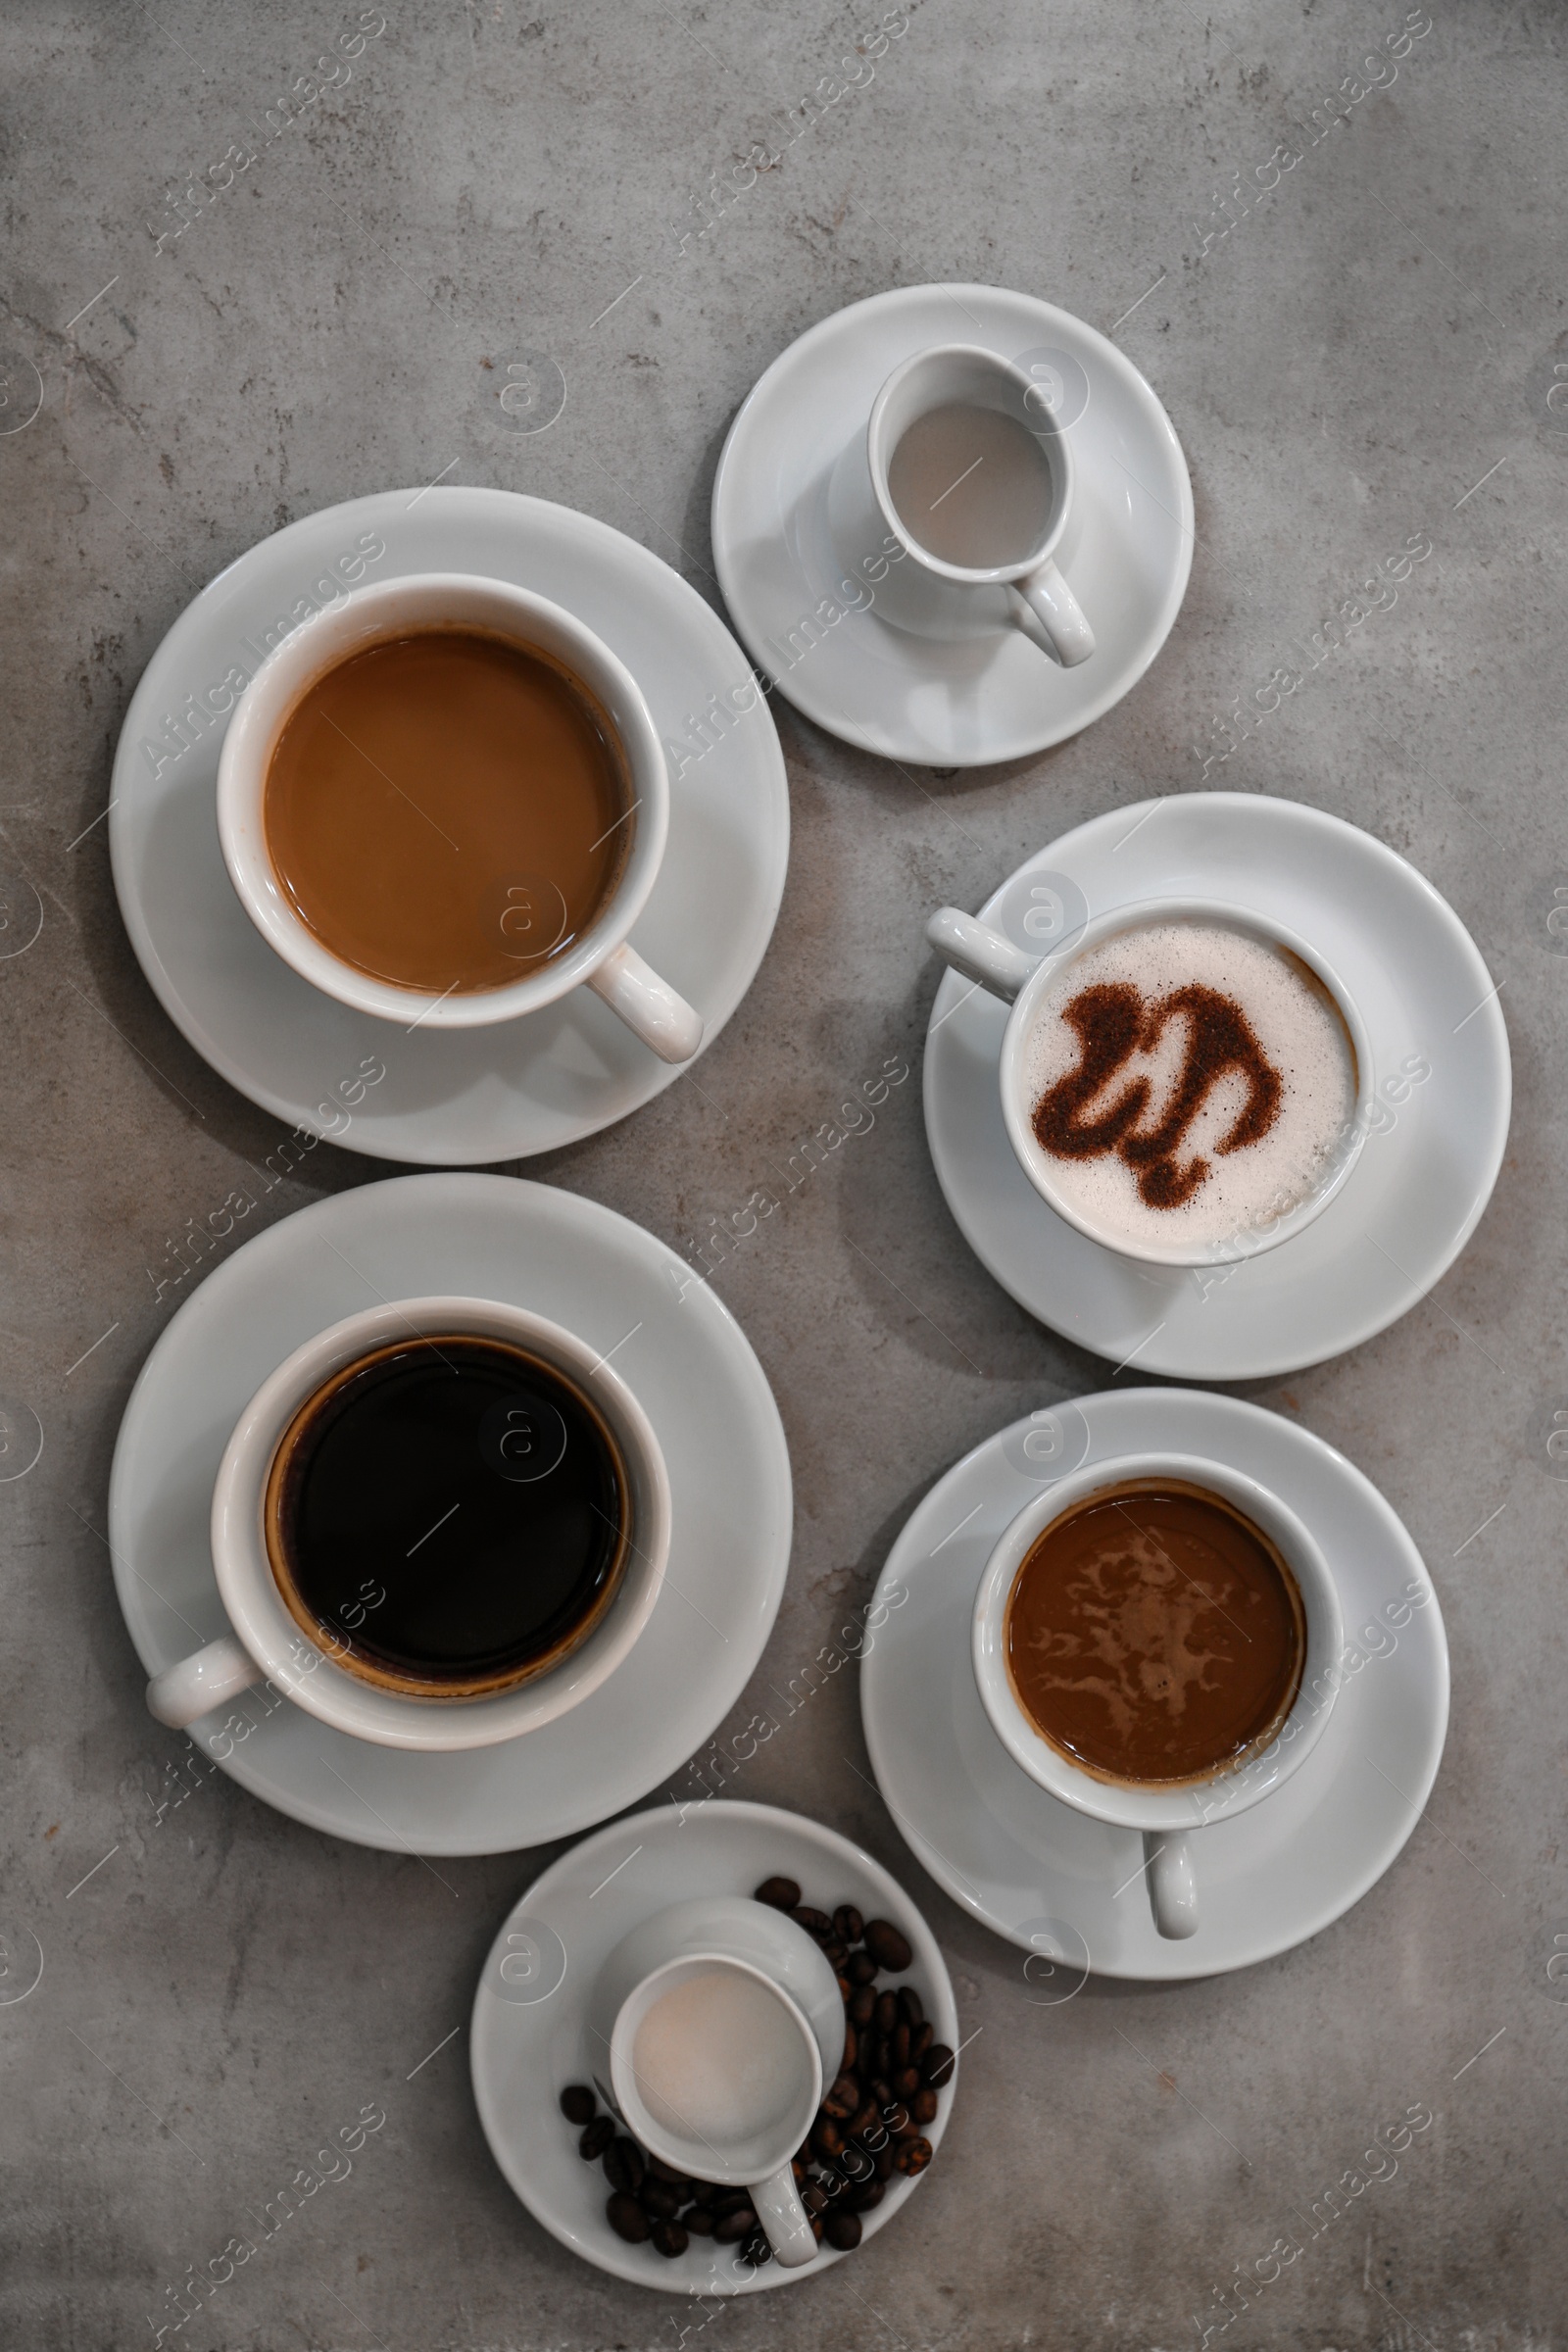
xmin=927 ymin=894 xmax=1374 ymax=1265
xmin=829 ymin=343 xmax=1096 ymax=665
xmin=217 ymin=573 xmax=703 ymax=1061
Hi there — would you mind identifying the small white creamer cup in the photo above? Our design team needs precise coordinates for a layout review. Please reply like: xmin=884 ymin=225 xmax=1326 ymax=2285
xmin=143 ymin=1296 xmax=670 ymax=1751
xmin=586 ymin=1896 xmax=846 ymax=2269
xmin=926 ymin=893 xmax=1375 ymax=1268
xmin=971 ymin=1451 xmax=1345 ymax=1939
xmin=217 ymin=572 xmax=703 ymax=1061
xmin=828 ymin=342 xmax=1095 ymax=664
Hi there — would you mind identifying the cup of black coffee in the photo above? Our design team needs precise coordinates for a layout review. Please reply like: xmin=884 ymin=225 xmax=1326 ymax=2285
xmin=144 ymin=1296 xmax=670 ymax=1749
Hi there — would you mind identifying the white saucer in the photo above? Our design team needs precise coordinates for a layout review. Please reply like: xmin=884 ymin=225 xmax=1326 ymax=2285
xmin=109 ymin=489 xmax=788 ymax=1164
xmin=924 ymin=793 xmax=1511 ymax=1379
xmin=107 ymin=1176 xmax=791 ymax=1855
xmin=710 ymin=283 xmax=1193 ymax=765
xmin=860 ymin=1389 xmax=1448 ymax=1982
xmin=469 ymin=1800 xmax=958 ymax=2294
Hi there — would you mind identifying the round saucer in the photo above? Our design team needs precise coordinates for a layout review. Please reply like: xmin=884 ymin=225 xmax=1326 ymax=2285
xmin=860 ymin=1389 xmax=1448 ymax=1982
xmin=469 ymin=1800 xmax=958 ymax=2295
xmin=924 ymin=792 xmax=1511 ymax=1379
xmin=710 ymin=282 xmax=1193 ymax=764
xmin=107 ymin=1176 xmax=792 ymax=1855
xmin=109 ymin=489 xmax=788 ymax=1163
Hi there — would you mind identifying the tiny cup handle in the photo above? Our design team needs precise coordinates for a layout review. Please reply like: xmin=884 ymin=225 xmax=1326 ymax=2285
xmin=750 ymin=2157 xmax=817 ymax=2268
xmin=146 ymin=1635 xmax=265 ymax=1731
xmin=1008 ymin=560 xmax=1096 ymax=666
xmin=926 ymin=907 xmax=1039 ymax=1004
xmin=1145 ymin=1830 xmax=1200 ymax=1939
xmin=588 ymin=941 xmax=704 ymax=1063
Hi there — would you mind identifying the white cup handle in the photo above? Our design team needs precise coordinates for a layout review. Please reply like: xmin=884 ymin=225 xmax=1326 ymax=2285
xmin=588 ymin=941 xmax=704 ymax=1063
xmin=750 ymin=2158 xmax=817 ymax=2268
xmin=1008 ymin=559 xmax=1095 ymax=667
xmin=146 ymin=1636 xmax=265 ymax=1730
xmin=926 ymin=906 xmax=1038 ymax=1003
xmin=1145 ymin=1831 xmax=1200 ymax=1939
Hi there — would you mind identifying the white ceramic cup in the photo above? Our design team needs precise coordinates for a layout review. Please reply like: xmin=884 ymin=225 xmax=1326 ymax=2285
xmin=972 ymin=1451 xmax=1345 ymax=1938
xmin=926 ymin=893 xmax=1374 ymax=1268
xmin=827 ymin=342 xmax=1094 ymax=664
xmin=143 ymin=1295 xmax=670 ymax=1750
xmin=586 ymin=1896 xmax=845 ymax=2268
xmin=216 ymin=571 xmax=704 ymax=1061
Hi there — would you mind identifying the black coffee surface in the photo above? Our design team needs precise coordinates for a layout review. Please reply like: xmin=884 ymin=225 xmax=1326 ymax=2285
xmin=274 ymin=1338 xmax=624 ymax=1688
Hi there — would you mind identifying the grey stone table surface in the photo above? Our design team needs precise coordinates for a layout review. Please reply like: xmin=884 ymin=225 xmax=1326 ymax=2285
xmin=1 ymin=2 xmax=1563 ymax=2345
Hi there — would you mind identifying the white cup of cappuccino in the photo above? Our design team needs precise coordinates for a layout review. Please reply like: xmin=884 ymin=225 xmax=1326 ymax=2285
xmin=927 ymin=894 xmax=1375 ymax=1267
xmin=828 ymin=343 xmax=1095 ymax=665
xmin=586 ymin=1895 xmax=846 ymax=2268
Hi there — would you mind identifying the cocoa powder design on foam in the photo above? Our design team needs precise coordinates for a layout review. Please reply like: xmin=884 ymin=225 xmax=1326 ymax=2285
xmin=1032 ymin=980 xmax=1284 ymax=1209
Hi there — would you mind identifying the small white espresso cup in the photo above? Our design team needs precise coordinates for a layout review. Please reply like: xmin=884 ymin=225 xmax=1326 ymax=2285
xmin=143 ymin=1295 xmax=670 ymax=1751
xmin=926 ymin=893 xmax=1374 ymax=1268
xmin=217 ymin=572 xmax=703 ymax=1061
xmin=587 ymin=1896 xmax=845 ymax=2268
xmin=827 ymin=343 xmax=1094 ymax=664
xmin=971 ymin=1452 xmax=1345 ymax=1939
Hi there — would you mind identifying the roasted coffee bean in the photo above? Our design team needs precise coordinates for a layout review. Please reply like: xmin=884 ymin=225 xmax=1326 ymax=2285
xmin=822 ymin=2073 xmax=859 ymax=2122
xmin=713 ymin=2204 xmax=759 ymax=2243
xmin=834 ymin=1904 xmax=864 ymax=1944
xmin=847 ymin=2178 xmax=886 ymax=2214
xmin=741 ymin=2230 xmax=773 ymax=2268
xmin=911 ymin=2020 xmax=933 ymax=2061
xmin=578 ymin=2116 xmax=614 ymax=2161
xmin=836 ymin=1972 xmax=853 ymax=2001
xmin=688 ymin=2179 xmax=718 ymax=2208
xmin=811 ymin=2118 xmax=846 ymax=2160
xmin=810 ymin=2213 xmax=825 ymax=2242
xmin=646 ymin=2156 xmax=693 ymax=2188
xmin=823 ymin=1937 xmax=848 ymax=1968
xmin=755 ymin=1875 xmax=800 ymax=1911
xmin=684 ymin=2206 xmax=715 ymax=2236
xmin=893 ymin=2066 xmax=920 ymax=2103
xmin=873 ymin=2141 xmax=896 ymax=2180
xmin=870 ymin=2077 xmax=894 ymax=2111
xmin=874 ymin=1990 xmax=898 ymax=2036
xmin=912 ymin=2087 xmax=939 ymax=2127
xmin=603 ymin=2136 xmax=645 ymax=2194
xmin=792 ymin=1905 xmax=833 ymax=1936
xmin=850 ymin=2100 xmax=880 ymax=2141
xmin=639 ymin=2180 xmax=684 ymax=2221
xmin=711 ymin=2186 xmax=754 ymax=2214
xmin=802 ymin=2182 xmax=830 ymax=2217
xmin=864 ymin=1919 xmax=913 ymax=1973
xmin=560 ymin=2084 xmax=597 ymax=2125
xmin=849 ymin=1984 xmax=875 ymax=2027
xmin=842 ymin=2024 xmax=858 ymax=2073
xmin=606 ymin=2191 xmax=651 ymax=2243
xmin=892 ymin=2023 xmax=911 ymax=2068
xmin=651 ymin=2219 xmax=690 ymax=2259
xmin=921 ymin=2043 xmax=956 ymax=2088
xmin=825 ymin=2210 xmax=862 ymax=2252
xmin=897 ymin=1984 xmax=925 ymax=2028
xmin=847 ymin=1951 xmax=879 ymax=1986
xmin=893 ymin=2134 xmax=933 ymax=2176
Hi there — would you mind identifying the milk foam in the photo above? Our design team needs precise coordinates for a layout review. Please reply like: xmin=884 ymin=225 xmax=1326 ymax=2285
xmin=1021 ymin=922 xmax=1356 ymax=1251
xmin=632 ymin=1968 xmax=803 ymax=2149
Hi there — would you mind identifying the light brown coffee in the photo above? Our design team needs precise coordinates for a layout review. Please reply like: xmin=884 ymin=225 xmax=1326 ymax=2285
xmin=264 ymin=628 xmax=632 ymax=995
xmin=1004 ymin=1478 xmax=1306 ymax=1787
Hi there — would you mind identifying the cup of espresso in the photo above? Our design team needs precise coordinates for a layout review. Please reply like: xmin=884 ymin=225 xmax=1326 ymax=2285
xmin=971 ymin=1452 xmax=1345 ymax=1937
xmin=827 ymin=342 xmax=1095 ymax=665
xmin=144 ymin=1295 xmax=670 ymax=1750
xmin=928 ymin=894 xmax=1375 ymax=1267
xmin=217 ymin=573 xmax=704 ymax=1062
xmin=586 ymin=1895 xmax=846 ymax=2269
